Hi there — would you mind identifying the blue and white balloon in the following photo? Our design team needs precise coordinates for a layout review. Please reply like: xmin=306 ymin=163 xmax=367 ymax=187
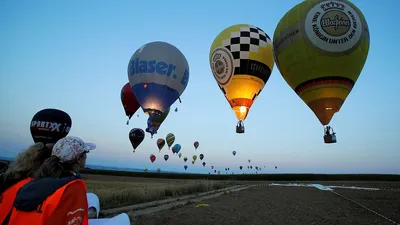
xmin=128 ymin=41 xmax=189 ymax=117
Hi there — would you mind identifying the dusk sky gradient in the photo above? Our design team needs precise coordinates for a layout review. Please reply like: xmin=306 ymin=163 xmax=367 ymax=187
xmin=1 ymin=0 xmax=399 ymax=174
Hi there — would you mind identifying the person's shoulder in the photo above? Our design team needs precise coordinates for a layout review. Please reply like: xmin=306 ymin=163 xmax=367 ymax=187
xmin=64 ymin=178 xmax=86 ymax=191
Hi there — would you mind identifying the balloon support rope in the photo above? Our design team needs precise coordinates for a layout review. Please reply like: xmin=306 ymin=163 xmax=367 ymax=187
xmin=178 ymin=97 xmax=182 ymax=103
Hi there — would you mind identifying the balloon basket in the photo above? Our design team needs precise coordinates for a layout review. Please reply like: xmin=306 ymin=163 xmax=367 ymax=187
xmin=324 ymin=134 xmax=337 ymax=144
xmin=323 ymin=126 xmax=337 ymax=144
xmin=236 ymin=124 xmax=245 ymax=133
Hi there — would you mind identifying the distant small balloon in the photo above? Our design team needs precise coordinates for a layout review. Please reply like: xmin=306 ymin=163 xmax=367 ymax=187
xmin=150 ymin=154 xmax=156 ymax=163
xmin=194 ymin=141 xmax=199 ymax=150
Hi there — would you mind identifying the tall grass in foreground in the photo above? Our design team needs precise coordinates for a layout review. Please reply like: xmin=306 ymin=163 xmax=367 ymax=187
xmin=87 ymin=180 xmax=230 ymax=209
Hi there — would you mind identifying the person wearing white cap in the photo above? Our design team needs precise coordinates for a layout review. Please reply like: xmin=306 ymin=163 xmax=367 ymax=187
xmin=5 ymin=136 xmax=96 ymax=225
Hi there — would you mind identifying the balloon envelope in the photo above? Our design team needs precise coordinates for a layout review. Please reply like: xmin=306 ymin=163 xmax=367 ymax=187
xmin=157 ymin=138 xmax=165 ymax=151
xmin=273 ymin=0 xmax=370 ymax=125
xmin=209 ymin=24 xmax=274 ymax=122
xmin=194 ymin=141 xmax=199 ymax=149
xmin=128 ymin=41 xmax=190 ymax=118
xmin=121 ymin=83 xmax=140 ymax=124
xmin=129 ymin=128 xmax=145 ymax=151
xmin=184 ymin=165 xmax=188 ymax=170
xmin=173 ymin=144 xmax=181 ymax=153
xmin=166 ymin=133 xmax=175 ymax=149
xmin=164 ymin=154 xmax=169 ymax=161
xmin=199 ymin=154 xmax=204 ymax=160
xmin=30 ymin=108 xmax=72 ymax=144
xmin=232 ymin=151 xmax=236 ymax=156
xmin=150 ymin=154 xmax=156 ymax=163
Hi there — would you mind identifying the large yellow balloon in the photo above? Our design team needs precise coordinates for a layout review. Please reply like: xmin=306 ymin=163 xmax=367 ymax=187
xmin=210 ymin=24 xmax=274 ymax=122
xmin=273 ymin=0 xmax=370 ymax=125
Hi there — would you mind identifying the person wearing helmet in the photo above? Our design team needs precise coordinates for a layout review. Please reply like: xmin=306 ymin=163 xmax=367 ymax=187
xmin=5 ymin=136 xmax=96 ymax=225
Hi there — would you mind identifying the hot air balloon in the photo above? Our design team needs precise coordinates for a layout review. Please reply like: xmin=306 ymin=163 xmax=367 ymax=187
xmin=248 ymin=159 xmax=251 ymax=163
xmin=211 ymin=165 xmax=214 ymax=169
xmin=232 ymin=151 xmax=236 ymax=156
xmin=192 ymin=155 xmax=197 ymax=161
xmin=199 ymin=154 xmax=204 ymax=160
xmin=202 ymin=162 xmax=206 ymax=167
xmin=239 ymin=166 xmax=243 ymax=170
xmin=129 ymin=128 xmax=145 ymax=152
xmin=192 ymin=160 xmax=195 ymax=164
xmin=194 ymin=141 xmax=199 ymax=150
xmin=210 ymin=24 xmax=274 ymax=134
xmin=227 ymin=168 xmax=230 ymax=171
xmin=121 ymin=83 xmax=140 ymax=125
xmin=171 ymin=145 xmax=176 ymax=154
xmin=157 ymin=138 xmax=165 ymax=152
xmin=173 ymin=144 xmax=181 ymax=154
xmin=166 ymin=133 xmax=175 ymax=149
xmin=275 ymin=166 xmax=277 ymax=169
xmin=146 ymin=108 xmax=170 ymax=137
xmin=183 ymin=157 xmax=188 ymax=162
xmin=128 ymin=41 xmax=190 ymax=124
xmin=184 ymin=165 xmax=188 ymax=170
xmin=178 ymin=153 xmax=182 ymax=158
xmin=250 ymin=166 xmax=253 ymax=169
xmin=214 ymin=170 xmax=217 ymax=173
xmin=164 ymin=154 xmax=169 ymax=161
xmin=150 ymin=154 xmax=156 ymax=163
xmin=273 ymin=0 xmax=370 ymax=144
xmin=174 ymin=107 xmax=178 ymax=112
xmin=30 ymin=108 xmax=72 ymax=145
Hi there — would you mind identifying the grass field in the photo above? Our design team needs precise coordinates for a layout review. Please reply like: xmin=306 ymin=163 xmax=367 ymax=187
xmin=83 ymin=174 xmax=232 ymax=209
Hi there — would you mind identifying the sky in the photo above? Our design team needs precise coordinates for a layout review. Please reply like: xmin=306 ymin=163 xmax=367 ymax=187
xmin=0 ymin=0 xmax=399 ymax=174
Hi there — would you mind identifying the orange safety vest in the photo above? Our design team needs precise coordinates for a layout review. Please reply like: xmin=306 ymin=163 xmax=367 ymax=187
xmin=0 ymin=178 xmax=32 ymax=224
xmin=6 ymin=179 xmax=89 ymax=225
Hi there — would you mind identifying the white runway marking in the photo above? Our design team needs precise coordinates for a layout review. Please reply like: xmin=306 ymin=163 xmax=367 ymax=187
xmin=268 ymin=183 xmax=399 ymax=224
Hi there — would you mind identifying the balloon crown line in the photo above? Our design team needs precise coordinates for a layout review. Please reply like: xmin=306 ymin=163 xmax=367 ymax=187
xmin=320 ymin=1 xmax=345 ymax=11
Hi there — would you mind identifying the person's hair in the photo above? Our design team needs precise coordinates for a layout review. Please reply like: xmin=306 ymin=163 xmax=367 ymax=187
xmin=34 ymin=152 xmax=86 ymax=179
xmin=0 ymin=142 xmax=51 ymax=192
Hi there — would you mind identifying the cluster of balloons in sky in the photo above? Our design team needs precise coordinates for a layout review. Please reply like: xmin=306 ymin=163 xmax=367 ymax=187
xmin=27 ymin=108 xmax=275 ymax=174
xmin=26 ymin=0 xmax=371 ymax=173
xmin=121 ymin=0 xmax=371 ymax=162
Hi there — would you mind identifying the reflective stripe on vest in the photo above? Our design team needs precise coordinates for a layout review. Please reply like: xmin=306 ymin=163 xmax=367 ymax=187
xmin=6 ymin=179 xmax=87 ymax=225
xmin=0 ymin=178 xmax=32 ymax=224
